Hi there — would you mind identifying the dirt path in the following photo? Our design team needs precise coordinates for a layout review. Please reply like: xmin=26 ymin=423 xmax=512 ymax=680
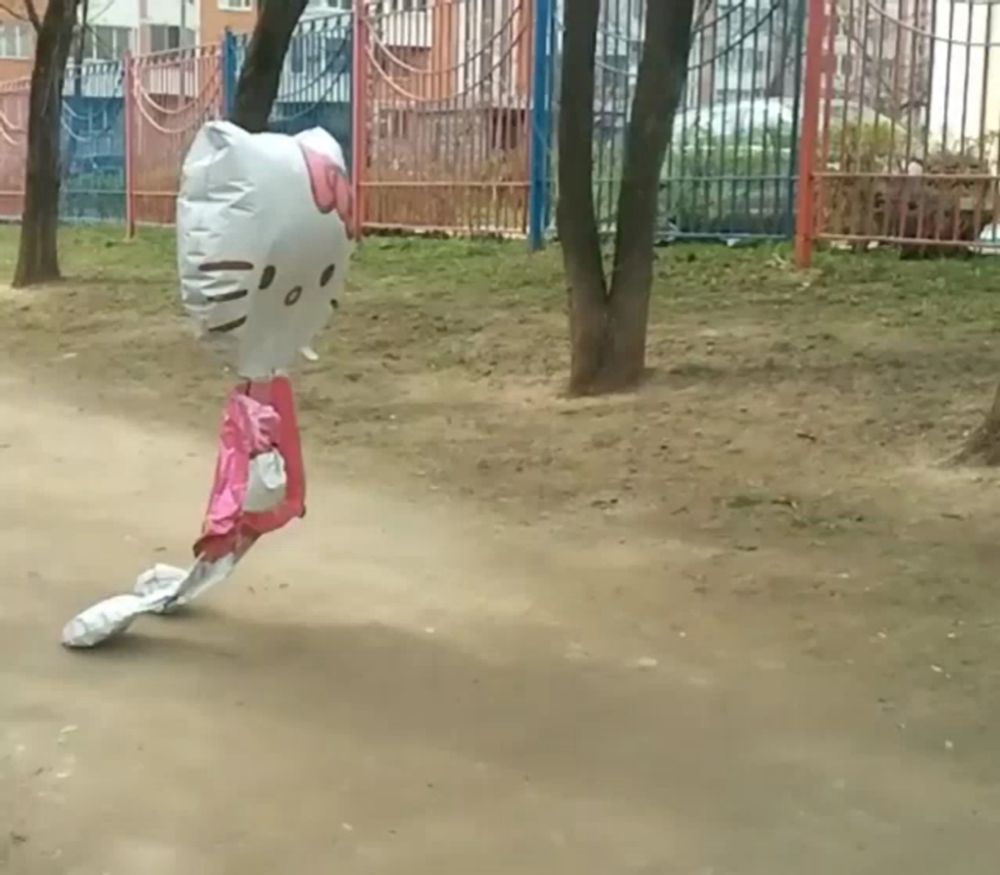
xmin=1 ymin=368 xmax=998 ymax=875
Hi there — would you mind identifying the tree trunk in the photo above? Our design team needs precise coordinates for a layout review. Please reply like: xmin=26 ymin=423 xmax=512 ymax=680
xmin=13 ymin=0 xmax=79 ymax=289
xmin=954 ymin=381 xmax=1000 ymax=466
xmin=556 ymin=0 xmax=609 ymax=393
xmin=230 ymin=0 xmax=308 ymax=133
xmin=763 ymin=0 xmax=794 ymax=98
xmin=604 ymin=0 xmax=695 ymax=389
xmin=557 ymin=0 xmax=695 ymax=395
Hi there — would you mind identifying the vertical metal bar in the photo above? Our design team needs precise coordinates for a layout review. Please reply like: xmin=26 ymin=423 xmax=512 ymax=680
xmin=222 ymin=29 xmax=237 ymax=119
xmin=869 ymin=0 xmax=888 ymax=244
xmin=124 ymin=51 xmax=136 ymax=238
xmin=959 ymin=0 xmax=974 ymax=154
xmin=748 ymin=0 xmax=762 ymax=232
xmin=544 ymin=0 xmax=557 ymax=233
xmin=352 ymin=0 xmax=368 ymax=239
xmin=528 ymin=0 xmax=551 ymax=247
xmin=715 ymin=8 xmax=730 ymax=234
xmin=759 ymin=0 xmax=776 ymax=234
xmin=786 ymin=0 xmax=806 ymax=237
xmin=795 ymin=0 xmax=827 ymax=267
xmin=528 ymin=0 xmax=552 ymax=245
xmin=974 ymin=1 xmax=993 ymax=246
xmin=730 ymin=0 xmax=747 ymax=227
xmin=941 ymin=0 xmax=955 ymax=148
xmin=950 ymin=0 xmax=977 ymax=243
xmin=880 ymin=4 xmax=903 ymax=239
xmin=814 ymin=0 xmax=835 ymax=235
xmin=594 ymin=1 xmax=609 ymax=234
xmin=852 ymin=0 xmax=873 ymax=243
xmin=897 ymin=0 xmax=918 ymax=239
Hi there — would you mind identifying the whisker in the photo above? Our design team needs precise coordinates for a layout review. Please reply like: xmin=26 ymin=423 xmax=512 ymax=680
xmin=208 ymin=289 xmax=249 ymax=303
xmin=208 ymin=316 xmax=248 ymax=333
xmin=199 ymin=260 xmax=254 ymax=272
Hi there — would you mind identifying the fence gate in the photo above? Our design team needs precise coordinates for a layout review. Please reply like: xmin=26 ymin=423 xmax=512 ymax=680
xmin=803 ymin=0 xmax=1000 ymax=256
xmin=358 ymin=0 xmax=534 ymax=235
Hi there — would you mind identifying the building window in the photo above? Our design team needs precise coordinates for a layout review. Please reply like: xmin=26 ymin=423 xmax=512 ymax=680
xmin=149 ymin=25 xmax=196 ymax=53
xmin=219 ymin=0 xmax=253 ymax=10
xmin=0 ymin=23 xmax=33 ymax=59
xmin=72 ymin=25 xmax=131 ymax=62
xmin=307 ymin=0 xmax=352 ymax=9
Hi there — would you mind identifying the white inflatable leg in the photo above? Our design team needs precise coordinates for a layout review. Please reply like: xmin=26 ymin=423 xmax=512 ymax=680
xmin=61 ymin=587 xmax=175 ymax=649
xmin=62 ymin=547 xmax=251 ymax=649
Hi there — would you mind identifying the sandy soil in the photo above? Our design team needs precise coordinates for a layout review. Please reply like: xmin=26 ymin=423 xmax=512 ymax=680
xmin=0 ymin=368 xmax=997 ymax=874
xmin=2 ymin=232 xmax=1000 ymax=872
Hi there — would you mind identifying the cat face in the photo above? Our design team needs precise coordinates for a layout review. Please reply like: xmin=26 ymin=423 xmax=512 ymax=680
xmin=177 ymin=121 xmax=354 ymax=379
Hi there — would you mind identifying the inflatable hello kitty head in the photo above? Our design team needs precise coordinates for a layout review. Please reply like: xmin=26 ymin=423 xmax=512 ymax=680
xmin=177 ymin=121 xmax=354 ymax=379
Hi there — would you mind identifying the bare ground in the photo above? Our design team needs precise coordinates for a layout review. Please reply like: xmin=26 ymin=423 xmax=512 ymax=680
xmin=2 ymin=227 xmax=1000 ymax=872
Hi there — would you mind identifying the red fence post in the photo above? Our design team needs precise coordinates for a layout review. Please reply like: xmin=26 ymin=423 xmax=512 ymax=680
xmin=794 ymin=0 xmax=827 ymax=268
xmin=351 ymin=0 xmax=368 ymax=240
xmin=123 ymin=51 xmax=136 ymax=239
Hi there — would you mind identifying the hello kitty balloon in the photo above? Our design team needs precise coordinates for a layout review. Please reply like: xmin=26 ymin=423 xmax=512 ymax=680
xmin=178 ymin=121 xmax=354 ymax=377
xmin=60 ymin=122 xmax=354 ymax=648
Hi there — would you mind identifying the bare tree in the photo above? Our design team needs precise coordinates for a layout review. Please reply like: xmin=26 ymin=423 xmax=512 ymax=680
xmin=7 ymin=0 xmax=80 ymax=288
xmin=558 ymin=0 xmax=696 ymax=394
xmin=230 ymin=0 xmax=309 ymax=133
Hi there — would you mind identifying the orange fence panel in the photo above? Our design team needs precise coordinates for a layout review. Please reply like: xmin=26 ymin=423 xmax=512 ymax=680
xmin=359 ymin=0 xmax=533 ymax=236
xmin=800 ymin=0 xmax=1000 ymax=261
xmin=0 ymin=78 xmax=29 ymax=220
xmin=129 ymin=45 xmax=223 ymax=227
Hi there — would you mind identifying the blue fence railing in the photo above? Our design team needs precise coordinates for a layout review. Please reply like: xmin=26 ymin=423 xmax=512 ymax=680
xmin=61 ymin=61 xmax=126 ymax=223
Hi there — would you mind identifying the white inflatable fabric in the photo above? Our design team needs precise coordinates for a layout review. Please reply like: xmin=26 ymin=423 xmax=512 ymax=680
xmin=61 ymin=552 xmax=248 ymax=648
xmin=177 ymin=121 xmax=354 ymax=379
xmin=62 ymin=122 xmax=351 ymax=649
xmin=61 ymin=454 xmax=277 ymax=648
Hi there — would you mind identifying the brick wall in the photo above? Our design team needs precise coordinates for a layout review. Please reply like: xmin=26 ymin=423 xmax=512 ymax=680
xmin=0 ymin=3 xmax=44 ymax=83
xmin=200 ymin=1 xmax=257 ymax=49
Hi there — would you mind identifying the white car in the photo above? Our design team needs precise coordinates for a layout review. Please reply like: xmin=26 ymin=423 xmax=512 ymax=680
xmin=671 ymin=97 xmax=797 ymax=146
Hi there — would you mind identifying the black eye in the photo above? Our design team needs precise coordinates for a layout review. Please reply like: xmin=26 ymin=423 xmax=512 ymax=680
xmin=259 ymin=266 xmax=277 ymax=289
xmin=284 ymin=286 xmax=302 ymax=306
xmin=320 ymin=264 xmax=336 ymax=287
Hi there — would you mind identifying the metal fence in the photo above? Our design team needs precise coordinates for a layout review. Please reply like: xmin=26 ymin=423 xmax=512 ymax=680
xmin=63 ymin=61 xmax=126 ymax=223
xmin=2 ymin=0 xmax=998 ymax=255
xmin=797 ymin=0 xmax=1000 ymax=261
xmin=0 ymin=77 xmax=27 ymax=221
xmin=583 ymin=0 xmax=805 ymax=241
xmin=232 ymin=13 xmax=353 ymax=149
xmin=358 ymin=0 xmax=533 ymax=235
xmin=129 ymin=44 xmax=223 ymax=228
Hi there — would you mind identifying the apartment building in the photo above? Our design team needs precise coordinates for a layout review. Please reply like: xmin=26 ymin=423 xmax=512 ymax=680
xmin=0 ymin=0 xmax=197 ymax=81
xmin=0 ymin=0 xmax=532 ymax=109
